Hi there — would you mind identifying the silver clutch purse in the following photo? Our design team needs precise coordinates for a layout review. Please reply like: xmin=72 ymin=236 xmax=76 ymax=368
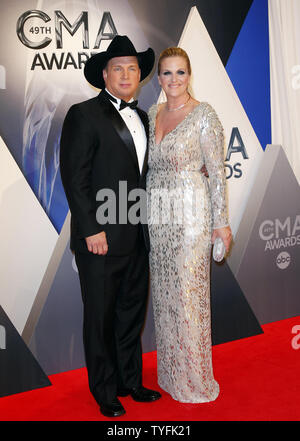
xmin=213 ymin=237 xmax=226 ymax=262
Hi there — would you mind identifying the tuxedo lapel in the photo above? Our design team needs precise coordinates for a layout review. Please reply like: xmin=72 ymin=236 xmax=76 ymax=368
xmin=97 ymin=92 xmax=140 ymax=175
xmin=136 ymin=107 xmax=149 ymax=179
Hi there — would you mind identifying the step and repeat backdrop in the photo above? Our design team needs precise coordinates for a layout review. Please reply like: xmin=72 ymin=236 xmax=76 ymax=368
xmin=0 ymin=0 xmax=299 ymax=397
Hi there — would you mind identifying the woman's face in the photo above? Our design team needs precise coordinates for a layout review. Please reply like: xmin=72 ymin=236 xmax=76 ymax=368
xmin=158 ymin=56 xmax=190 ymax=99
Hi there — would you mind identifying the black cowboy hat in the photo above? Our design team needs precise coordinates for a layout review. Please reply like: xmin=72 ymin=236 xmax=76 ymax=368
xmin=84 ymin=35 xmax=155 ymax=89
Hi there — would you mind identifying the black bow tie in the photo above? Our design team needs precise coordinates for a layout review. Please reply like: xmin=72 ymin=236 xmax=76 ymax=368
xmin=103 ymin=90 xmax=138 ymax=111
xmin=119 ymin=100 xmax=138 ymax=111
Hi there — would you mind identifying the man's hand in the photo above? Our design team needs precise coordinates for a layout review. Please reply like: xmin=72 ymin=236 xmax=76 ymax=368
xmin=85 ymin=231 xmax=108 ymax=255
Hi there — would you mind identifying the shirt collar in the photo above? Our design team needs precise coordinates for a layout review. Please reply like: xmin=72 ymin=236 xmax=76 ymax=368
xmin=105 ymin=89 xmax=134 ymax=106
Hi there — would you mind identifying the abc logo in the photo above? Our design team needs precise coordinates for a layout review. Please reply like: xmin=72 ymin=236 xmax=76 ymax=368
xmin=276 ymin=251 xmax=291 ymax=269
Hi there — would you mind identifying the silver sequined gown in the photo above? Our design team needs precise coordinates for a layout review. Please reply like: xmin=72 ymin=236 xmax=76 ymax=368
xmin=146 ymin=102 xmax=228 ymax=403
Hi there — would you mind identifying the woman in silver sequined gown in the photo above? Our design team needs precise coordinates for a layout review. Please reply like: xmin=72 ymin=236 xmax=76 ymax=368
xmin=146 ymin=48 xmax=232 ymax=403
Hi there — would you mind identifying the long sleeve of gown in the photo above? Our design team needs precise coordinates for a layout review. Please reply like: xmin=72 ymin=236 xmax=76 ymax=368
xmin=200 ymin=104 xmax=229 ymax=229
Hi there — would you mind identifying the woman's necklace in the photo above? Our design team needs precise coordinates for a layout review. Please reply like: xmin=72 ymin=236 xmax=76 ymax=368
xmin=166 ymin=94 xmax=190 ymax=112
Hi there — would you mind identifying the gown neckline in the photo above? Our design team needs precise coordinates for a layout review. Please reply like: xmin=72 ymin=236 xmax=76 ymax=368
xmin=154 ymin=102 xmax=202 ymax=146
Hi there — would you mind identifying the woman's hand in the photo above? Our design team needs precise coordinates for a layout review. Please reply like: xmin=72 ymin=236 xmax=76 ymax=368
xmin=211 ymin=226 xmax=232 ymax=253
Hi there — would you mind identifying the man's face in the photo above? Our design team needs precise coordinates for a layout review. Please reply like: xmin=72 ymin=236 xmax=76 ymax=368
xmin=103 ymin=56 xmax=141 ymax=102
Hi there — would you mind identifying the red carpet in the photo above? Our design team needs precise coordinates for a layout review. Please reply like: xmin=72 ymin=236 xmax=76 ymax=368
xmin=1 ymin=316 xmax=300 ymax=422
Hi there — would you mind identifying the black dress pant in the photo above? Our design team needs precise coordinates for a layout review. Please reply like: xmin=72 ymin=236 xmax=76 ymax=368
xmin=75 ymin=233 xmax=149 ymax=405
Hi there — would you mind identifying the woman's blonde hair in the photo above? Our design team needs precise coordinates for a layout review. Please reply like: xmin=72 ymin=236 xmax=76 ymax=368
xmin=157 ymin=47 xmax=192 ymax=75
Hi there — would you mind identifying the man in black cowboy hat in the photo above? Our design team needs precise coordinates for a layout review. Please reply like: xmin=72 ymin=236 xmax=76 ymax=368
xmin=60 ymin=35 xmax=161 ymax=417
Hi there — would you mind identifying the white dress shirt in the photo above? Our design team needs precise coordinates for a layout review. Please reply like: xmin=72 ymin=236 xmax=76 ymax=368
xmin=105 ymin=89 xmax=147 ymax=173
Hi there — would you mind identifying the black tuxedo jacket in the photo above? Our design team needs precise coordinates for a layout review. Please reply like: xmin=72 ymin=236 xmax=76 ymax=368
xmin=60 ymin=90 xmax=150 ymax=256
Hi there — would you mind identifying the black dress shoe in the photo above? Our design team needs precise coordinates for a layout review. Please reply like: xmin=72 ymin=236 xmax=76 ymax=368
xmin=99 ymin=398 xmax=125 ymax=417
xmin=118 ymin=386 xmax=161 ymax=402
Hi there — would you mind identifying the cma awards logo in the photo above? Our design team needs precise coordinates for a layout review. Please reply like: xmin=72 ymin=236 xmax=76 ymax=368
xmin=224 ymin=127 xmax=249 ymax=180
xmin=259 ymin=215 xmax=300 ymax=269
xmin=16 ymin=10 xmax=118 ymax=71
